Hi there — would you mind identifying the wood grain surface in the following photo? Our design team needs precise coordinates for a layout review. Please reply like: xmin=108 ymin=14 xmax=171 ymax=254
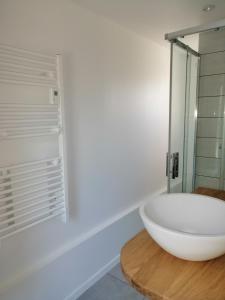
xmin=121 ymin=230 xmax=225 ymax=300
xmin=121 ymin=189 xmax=225 ymax=300
xmin=194 ymin=187 xmax=225 ymax=201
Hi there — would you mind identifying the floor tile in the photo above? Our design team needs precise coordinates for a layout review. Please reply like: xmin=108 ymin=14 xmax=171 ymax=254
xmin=109 ymin=264 xmax=127 ymax=283
xmin=78 ymin=274 xmax=144 ymax=300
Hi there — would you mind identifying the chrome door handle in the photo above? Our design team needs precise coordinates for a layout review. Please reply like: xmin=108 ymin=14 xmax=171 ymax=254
xmin=172 ymin=152 xmax=179 ymax=179
xmin=166 ymin=152 xmax=169 ymax=176
xmin=166 ymin=152 xmax=179 ymax=179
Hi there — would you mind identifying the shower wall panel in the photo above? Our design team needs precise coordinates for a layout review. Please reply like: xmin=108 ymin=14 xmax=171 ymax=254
xmin=196 ymin=30 xmax=225 ymax=189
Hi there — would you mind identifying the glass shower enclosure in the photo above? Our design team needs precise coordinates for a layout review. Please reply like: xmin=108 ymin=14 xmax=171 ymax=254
xmin=168 ymin=40 xmax=199 ymax=193
xmin=167 ymin=21 xmax=225 ymax=193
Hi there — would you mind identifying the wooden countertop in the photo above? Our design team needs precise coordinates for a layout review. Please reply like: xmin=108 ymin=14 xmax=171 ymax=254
xmin=194 ymin=187 xmax=225 ymax=201
xmin=121 ymin=230 xmax=225 ymax=300
xmin=121 ymin=188 xmax=225 ymax=300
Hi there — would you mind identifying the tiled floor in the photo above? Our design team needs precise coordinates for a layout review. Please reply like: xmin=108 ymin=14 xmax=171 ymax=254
xmin=78 ymin=264 xmax=148 ymax=300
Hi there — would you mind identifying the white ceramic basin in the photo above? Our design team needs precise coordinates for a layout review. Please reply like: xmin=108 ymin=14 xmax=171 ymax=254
xmin=139 ymin=193 xmax=225 ymax=261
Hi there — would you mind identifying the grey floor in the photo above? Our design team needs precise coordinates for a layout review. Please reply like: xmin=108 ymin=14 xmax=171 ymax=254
xmin=78 ymin=264 xmax=148 ymax=300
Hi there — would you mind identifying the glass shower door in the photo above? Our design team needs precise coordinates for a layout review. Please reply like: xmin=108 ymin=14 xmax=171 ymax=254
xmin=168 ymin=43 xmax=187 ymax=193
xmin=168 ymin=42 xmax=199 ymax=193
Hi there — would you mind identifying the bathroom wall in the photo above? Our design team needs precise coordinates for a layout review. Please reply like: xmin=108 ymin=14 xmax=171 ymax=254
xmin=0 ymin=0 xmax=169 ymax=299
xmin=196 ymin=29 xmax=225 ymax=189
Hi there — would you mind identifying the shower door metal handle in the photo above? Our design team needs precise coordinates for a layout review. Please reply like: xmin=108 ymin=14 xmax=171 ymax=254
xmin=166 ymin=152 xmax=169 ymax=176
xmin=172 ymin=152 xmax=179 ymax=179
xmin=166 ymin=152 xmax=179 ymax=179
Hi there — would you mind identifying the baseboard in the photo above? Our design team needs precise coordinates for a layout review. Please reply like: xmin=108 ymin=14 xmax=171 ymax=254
xmin=64 ymin=255 xmax=120 ymax=300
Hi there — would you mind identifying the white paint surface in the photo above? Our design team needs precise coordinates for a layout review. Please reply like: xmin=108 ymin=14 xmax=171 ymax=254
xmin=74 ymin=0 xmax=225 ymax=45
xmin=0 ymin=207 xmax=143 ymax=300
xmin=0 ymin=0 xmax=169 ymax=299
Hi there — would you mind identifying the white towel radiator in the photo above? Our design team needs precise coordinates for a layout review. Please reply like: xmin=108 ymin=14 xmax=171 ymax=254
xmin=0 ymin=44 xmax=68 ymax=240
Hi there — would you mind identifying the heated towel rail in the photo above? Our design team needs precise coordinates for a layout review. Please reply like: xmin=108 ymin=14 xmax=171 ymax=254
xmin=0 ymin=44 xmax=68 ymax=240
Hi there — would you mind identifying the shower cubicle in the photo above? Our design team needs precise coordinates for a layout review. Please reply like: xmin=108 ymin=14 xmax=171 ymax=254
xmin=166 ymin=19 xmax=225 ymax=193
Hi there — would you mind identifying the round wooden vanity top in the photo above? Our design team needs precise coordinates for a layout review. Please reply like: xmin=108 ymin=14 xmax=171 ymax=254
xmin=120 ymin=230 xmax=225 ymax=300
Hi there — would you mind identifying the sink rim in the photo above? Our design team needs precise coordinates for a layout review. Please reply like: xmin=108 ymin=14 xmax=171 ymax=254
xmin=140 ymin=193 xmax=225 ymax=239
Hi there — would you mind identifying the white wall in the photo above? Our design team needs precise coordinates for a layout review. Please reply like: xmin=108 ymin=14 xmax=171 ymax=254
xmin=0 ymin=0 xmax=169 ymax=299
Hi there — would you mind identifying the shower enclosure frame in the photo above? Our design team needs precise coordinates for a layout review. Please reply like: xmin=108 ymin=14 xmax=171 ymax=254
xmin=166 ymin=19 xmax=225 ymax=193
xmin=167 ymin=40 xmax=199 ymax=193
xmin=165 ymin=19 xmax=225 ymax=41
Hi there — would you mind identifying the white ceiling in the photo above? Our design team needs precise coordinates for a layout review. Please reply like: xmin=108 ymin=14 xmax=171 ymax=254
xmin=74 ymin=0 xmax=225 ymax=45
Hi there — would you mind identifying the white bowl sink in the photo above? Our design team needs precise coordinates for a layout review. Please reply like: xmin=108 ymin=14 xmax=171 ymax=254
xmin=139 ymin=193 xmax=225 ymax=261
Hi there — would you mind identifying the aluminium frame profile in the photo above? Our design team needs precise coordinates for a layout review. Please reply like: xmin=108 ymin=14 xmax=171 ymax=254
xmin=165 ymin=18 xmax=225 ymax=41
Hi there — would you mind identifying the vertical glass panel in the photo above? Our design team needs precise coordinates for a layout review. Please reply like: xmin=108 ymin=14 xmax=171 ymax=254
xmin=168 ymin=43 xmax=199 ymax=193
xmin=168 ymin=43 xmax=187 ymax=193
xmin=183 ymin=53 xmax=199 ymax=192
